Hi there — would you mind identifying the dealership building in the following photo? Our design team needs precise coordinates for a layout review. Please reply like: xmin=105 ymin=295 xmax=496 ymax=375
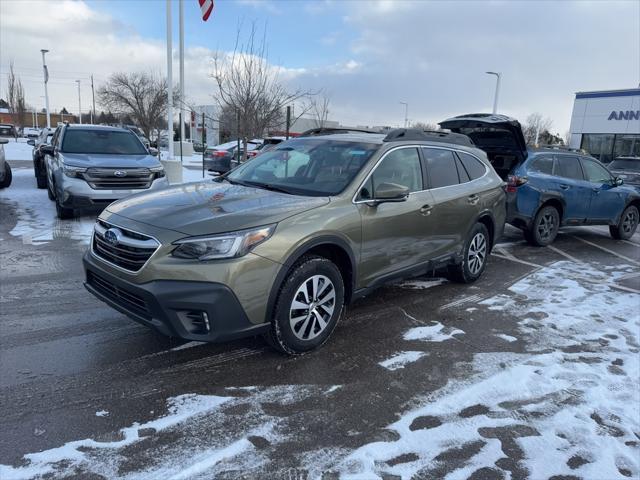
xmin=568 ymin=87 xmax=639 ymax=163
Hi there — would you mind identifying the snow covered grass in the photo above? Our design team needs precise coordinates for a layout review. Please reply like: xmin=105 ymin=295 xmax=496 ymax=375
xmin=334 ymin=261 xmax=640 ymax=479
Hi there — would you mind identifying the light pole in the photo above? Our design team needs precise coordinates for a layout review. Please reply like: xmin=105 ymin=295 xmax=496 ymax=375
xmin=486 ymin=71 xmax=501 ymax=114
xmin=399 ymin=101 xmax=408 ymax=128
xmin=76 ymin=80 xmax=82 ymax=124
xmin=166 ymin=0 xmax=174 ymax=160
xmin=41 ymin=49 xmax=51 ymax=128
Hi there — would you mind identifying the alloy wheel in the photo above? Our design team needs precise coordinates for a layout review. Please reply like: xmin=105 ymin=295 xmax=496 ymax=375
xmin=622 ymin=209 xmax=638 ymax=235
xmin=467 ymin=232 xmax=487 ymax=275
xmin=537 ymin=212 xmax=557 ymax=241
xmin=289 ymin=275 xmax=336 ymax=341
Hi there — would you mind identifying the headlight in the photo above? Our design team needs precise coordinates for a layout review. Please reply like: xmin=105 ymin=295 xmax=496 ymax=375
xmin=172 ymin=224 xmax=276 ymax=260
xmin=150 ymin=165 xmax=165 ymax=178
xmin=63 ymin=165 xmax=87 ymax=178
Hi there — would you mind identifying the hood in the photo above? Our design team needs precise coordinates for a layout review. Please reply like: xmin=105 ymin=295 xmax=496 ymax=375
xmin=106 ymin=180 xmax=329 ymax=236
xmin=610 ymin=168 xmax=640 ymax=186
xmin=60 ymin=153 xmax=161 ymax=169
xmin=439 ymin=113 xmax=528 ymax=162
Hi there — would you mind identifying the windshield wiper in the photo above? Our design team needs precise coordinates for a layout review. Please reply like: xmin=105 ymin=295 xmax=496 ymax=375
xmin=243 ymin=181 xmax=294 ymax=195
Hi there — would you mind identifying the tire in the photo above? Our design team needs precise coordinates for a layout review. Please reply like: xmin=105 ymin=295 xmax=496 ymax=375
xmin=34 ymin=159 xmax=47 ymax=189
xmin=448 ymin=223 xmax=490 ymax=284
xmin=610 ymin=205 xmax=639 ymax=240
xmin=525 ymin=205 xmax=560 ymax=246
xmin=0 ymin=163 xmax=11 ymax=188
xmin=265 ymin=255 xmax=344 ymax=355
xmin=47 ymin=176 xmax=56 ymax=201
xmin=55 ymin=198 xmax=74 ymax=219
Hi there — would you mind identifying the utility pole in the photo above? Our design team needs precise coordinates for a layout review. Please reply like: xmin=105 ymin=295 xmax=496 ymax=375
xmin=166 ymin=0 xmax=174 ymax=159
xmin=179 ymin=0 xmax=185 ymax=143
xmin=41 ymin=49 xmax=51 ymax=128
xmin=486 ymin=71 xmax=501 ymax=114
xmin=91 ymin=74 xmax=96 ymax=124
xmin=399 ymin=101 xmax=408 ymax=128
xmin=286 ymin=106 xmax=291 ymax=139
xmin=76 ymin=80 xmax=82 ymax=124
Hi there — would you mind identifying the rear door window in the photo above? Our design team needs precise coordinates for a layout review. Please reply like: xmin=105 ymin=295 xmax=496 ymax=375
xmin=456 ymin=152 xmax=486 ymax=180
xmin=529 ymin=155 xmax=554 ymax=175
xmin=423 ymin=148 xmax=459 ymax=188
xmin=555 ymin=155 xmax=584 ymax=180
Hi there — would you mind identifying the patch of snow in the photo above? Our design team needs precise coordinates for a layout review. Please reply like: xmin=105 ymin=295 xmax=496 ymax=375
xmin=396 ymin=278 xmax=447 ymax=290
xmin=378 ymin=351 xmax=426 ymax=371
xmin=495 ymin=334 xmax=517 ymax=343
xmin=404 ymin=322 xmax=464 ymax=343
xmin=95 ymin=410 xmax=109 ymax=418
xmin=325 ymin=385 xmax=342 ymax=394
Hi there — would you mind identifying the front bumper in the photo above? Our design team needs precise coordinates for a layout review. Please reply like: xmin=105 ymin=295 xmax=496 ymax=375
xmin=83 ymin=252 xmax=269 ymax=342
xmin=59 ymin=176 xmax=169 ymax=209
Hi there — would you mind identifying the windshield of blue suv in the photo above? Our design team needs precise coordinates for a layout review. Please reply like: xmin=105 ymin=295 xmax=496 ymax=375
xmin=61 ymin=129 xmax=148 ymax=155
xmin=225 ymin=138 xmax=379 ymax=196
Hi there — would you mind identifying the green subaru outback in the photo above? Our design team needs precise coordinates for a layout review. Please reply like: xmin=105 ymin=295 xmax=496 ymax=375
xmin=83 ymin=129 xmax=506 ymax=354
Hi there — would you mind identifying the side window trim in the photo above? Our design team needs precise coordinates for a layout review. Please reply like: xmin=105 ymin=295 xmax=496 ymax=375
xmin=454 ymin=153 xmax=470 ymax=183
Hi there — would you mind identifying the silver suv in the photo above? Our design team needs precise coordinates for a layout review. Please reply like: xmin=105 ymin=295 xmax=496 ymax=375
xmin=43 ymin=125 xmax=168 ymax=219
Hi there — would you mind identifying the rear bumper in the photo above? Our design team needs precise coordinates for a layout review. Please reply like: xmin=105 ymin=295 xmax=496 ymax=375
xmin=83 ymin=252 xmax=269 ymax=342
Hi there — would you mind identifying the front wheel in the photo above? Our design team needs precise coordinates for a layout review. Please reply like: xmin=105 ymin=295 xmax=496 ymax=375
xmin=0 ymin=163 xmax=12 ymax=188
xmin=56 ymin=198 xmax=74 ymax=219
xmin=525 ymin=205 xmax=560 ymax=246
xmin=448 ymin=223 xmax=490 ymax=284
xmin=265 ymin=255 xmax=344 ymax=355
xmin=610 ymin=205 xmax=639 ymax=240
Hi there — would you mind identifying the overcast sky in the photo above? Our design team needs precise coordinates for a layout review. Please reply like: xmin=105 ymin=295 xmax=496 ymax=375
xmin=1 ymin=0 xmax=638 ymax=134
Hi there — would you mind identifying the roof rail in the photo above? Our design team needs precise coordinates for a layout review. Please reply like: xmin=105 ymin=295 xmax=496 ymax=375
xmin=535 ymin=144 xmax=586 ymax=153
xmin=299 ymin=127 xmax=379 ymax=137
xmin=383 ymin=128 xmax=475 ymax=147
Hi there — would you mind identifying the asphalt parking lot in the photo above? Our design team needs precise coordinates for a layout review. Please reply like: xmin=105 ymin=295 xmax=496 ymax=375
xmin=1 ymin=165 xmax=639 ymax=479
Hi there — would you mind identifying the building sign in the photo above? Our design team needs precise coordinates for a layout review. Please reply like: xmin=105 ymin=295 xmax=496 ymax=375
xmin=608 ymin=110 xmax=640 ymax=121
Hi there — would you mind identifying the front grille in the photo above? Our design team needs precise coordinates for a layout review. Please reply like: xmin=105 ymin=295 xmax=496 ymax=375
xmin=87 ymin=271 xmax=151 ymax=319
xmin=92 ymin=221 xmax=159 ymax=273
xmin=82 ymin=168 xmax=154 ymax=190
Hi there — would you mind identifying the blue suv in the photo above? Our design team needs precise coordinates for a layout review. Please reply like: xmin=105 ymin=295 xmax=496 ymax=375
xmin=440 ymin=114 xmax=640 ymax=246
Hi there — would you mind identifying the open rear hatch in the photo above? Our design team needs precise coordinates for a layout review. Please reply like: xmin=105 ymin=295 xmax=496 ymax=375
xmin=439 ymin=113 xmax=528 ymax=179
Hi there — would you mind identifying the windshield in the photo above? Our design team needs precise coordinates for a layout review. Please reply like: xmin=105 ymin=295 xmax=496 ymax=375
xmin=610 ymin=159 xmax=640 ymax=172
xmin=226 ymin=138 xmax=379 ymax=196
xmin=61 ymin=129 xmax=148 ymax=155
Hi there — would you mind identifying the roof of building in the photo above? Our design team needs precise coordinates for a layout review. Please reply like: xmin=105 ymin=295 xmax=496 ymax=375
xmin=575 ymin=88 xmax=640 ymax=99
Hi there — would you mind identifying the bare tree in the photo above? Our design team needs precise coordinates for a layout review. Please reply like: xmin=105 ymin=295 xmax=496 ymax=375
xmin=523 ymin=113 xmax=553 ymax=145
xmin=308 ymin=93 xmax=331 ymax=129
xmin=97 ymin=72 xmax=178 ymax=140
xmin=411 ymin=121 xmax=438 ymax=131
xmin=5 ymin=62 xmax=27 ymax=130
xmin=15 ymin=80 xmax=26 ymax=129
xmin=211 ymin=23 xmax=313 ymax=159
xmin=563 ymin=131 xmax=572 ymax=147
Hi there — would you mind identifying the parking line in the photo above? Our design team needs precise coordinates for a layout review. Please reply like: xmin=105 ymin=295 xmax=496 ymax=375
xmin=570 ymin=235 xmax=640 ymax=267
xmin=547 ymin=245 xmax=585 ymax=265
xmin=622 ymin=239 xmax=640 ymax=247
xmin=491 ymin=251 xmax=543 ymax=269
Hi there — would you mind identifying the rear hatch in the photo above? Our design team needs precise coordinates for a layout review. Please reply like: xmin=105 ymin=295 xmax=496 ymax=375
xmin=439 ymin=113 xmax=527 ymax=179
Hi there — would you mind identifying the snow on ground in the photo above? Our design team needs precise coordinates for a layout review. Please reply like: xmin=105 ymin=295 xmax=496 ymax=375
xmin=395 ymin=278 xmax=448 ymax=290
xmin=2 ymin=138 xmax=33 ymax=161
xmin=494 ymin=333 xmax=518 ymax=343
xmin=379 ymin=351 xmax=427 ymax=371
xmin=332 ymin=261 xmax=640 ymax=479
xmin=404 ymin=322 xmax=465 ymax=343
xmin=0 ymin=167 xmax=215 ymax=245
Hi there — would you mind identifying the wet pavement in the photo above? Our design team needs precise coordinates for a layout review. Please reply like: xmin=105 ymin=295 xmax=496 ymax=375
xmin=1 ymin=166 xmax=639 ymax=479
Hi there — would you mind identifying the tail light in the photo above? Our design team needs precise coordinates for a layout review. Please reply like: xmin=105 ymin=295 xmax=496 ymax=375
xmin=213 ymin=151 xmax=227 ymax=157
xmin=506 ymin=175 xmax=527 ymax=193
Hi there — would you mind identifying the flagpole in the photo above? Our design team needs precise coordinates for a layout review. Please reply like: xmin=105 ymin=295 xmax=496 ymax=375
xmin=179 ymin=0 xmax=185 ymax=144
xmin=166 ymin=0 xmax=174 ymax=160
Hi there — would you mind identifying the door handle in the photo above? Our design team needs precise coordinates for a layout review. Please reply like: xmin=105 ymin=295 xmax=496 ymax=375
xmin=560 ymin=184 xmax=570 ymax=190
xmin=420 ymin=204 xmax=432 ymax=216
xmin=467 ymin=194 xmax=479 ymax=205
xmin=592 ymin=188 xmax=600 ymax=194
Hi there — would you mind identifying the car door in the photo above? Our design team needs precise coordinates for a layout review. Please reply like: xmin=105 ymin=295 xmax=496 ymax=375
xmin=580 ymin=157 xmax=626 ymax=223
xmin=550 ymin=155 xmax=591 ymax=223
xmin=356 ymin=146 xmax=436 ymax=287
xmin=421 ymin=147 xmax=478 ymax=259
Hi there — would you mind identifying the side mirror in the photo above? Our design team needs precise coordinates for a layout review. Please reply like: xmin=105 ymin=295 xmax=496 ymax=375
xmin=0 ymin=138 xmax=8 ymax=145
xmin=614 ymin=176 xmax=624 ymax=186
xmin=148 ymin=147 xmax=159 ymax=157
xmin=27 ymin=139 xmax=35 ymax=146
xmin=368 ymin=182 xmax=410 ymax=205
xmin=41 ymin=145 xmax=55 ymax=156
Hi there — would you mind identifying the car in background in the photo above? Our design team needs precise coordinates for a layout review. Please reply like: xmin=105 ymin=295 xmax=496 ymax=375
xmin=440 ymin=113 xmax=640 ymax=244
xmin=609 ymin=157 xmax=640 ymax=191
xmin=0 ymin=123 xmax=17 ymax=139
xmin=124 ymin=125 xmax=150 ymax=149
xmin=83 ymin=129 xmax=506 ymax=354
xmin=203 ymin=140 xmax=261 ymax=173
xmin=0 ymin=138 xmax=11 ymax=188
xmin=250 ymin=137 xmax=285 ymax=158
xmin=42 ymin=124 xmax=168 ymax=219
xmin=28 ymin=127 xmax=55 ymax=189
xmin=192 ymin=140 xmax=206 ymax=153
xmin=22 ymin=127 xmax=41 ymax=138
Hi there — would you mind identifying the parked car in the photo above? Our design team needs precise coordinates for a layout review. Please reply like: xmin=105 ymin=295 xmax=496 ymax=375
xmin=42 ymin=124 xmax=169 ymax=219
xmin=22 ymin=127 xmax=41 ymax=138
xmin=609 ymin=156 xmax=640 ymax=191
xmin=250 ymin=137 xmax=285 ymax=158
xmin=124 ymin=125 xmax=151 ymax=149
xmin=192 ymin=140 xmax=206 ymax=153
xmin=0 ymin=123 xmax=17 ymax=139
xmin=28 ymin=127 xmax=55 ymax=189
xmin=440 ymin=113 xmax=640 ymax=245
xmin=0 ymin=138 xmax=11 ymax=188
xmin=83 ymin=129 xmax=506 ymax=354
xmin=203 ymin=140 xmax=261 ymax=173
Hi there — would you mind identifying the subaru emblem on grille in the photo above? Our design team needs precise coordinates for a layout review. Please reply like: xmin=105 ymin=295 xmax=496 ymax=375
xmin=114 ymin=170 xmax=127 ymax=177
xmin=104 ymin=228 xmax=122 ymax=246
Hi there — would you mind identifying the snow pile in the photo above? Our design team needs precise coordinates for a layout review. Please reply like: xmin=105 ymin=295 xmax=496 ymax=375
xmin=379 ymin=351 xmax=427 ymax=371
xmin=404 ymin=322 xmax=465 ymax=343
xmin=335 ymin=261 xmax=640 ymax=479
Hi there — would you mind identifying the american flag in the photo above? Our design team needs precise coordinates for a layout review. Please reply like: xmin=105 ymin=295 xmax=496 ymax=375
xmin=198 ymin=0 xmax=214 ymax=21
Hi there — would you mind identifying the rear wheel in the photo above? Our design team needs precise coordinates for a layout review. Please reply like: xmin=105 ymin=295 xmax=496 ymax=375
xmin=610 ymin=205 xmax=639 ymax=240
xmin=34 ymin=159 xmax=47 ymax=189
xmin=0 ymin=163 xmax=12 ymax=188
xmin=525 ymin=205 xmax=560 ymax=246
xmin=448 ymin=223 xmax=490 ymax=283
xmin=265 ymin=255 xmax=344 ymax=355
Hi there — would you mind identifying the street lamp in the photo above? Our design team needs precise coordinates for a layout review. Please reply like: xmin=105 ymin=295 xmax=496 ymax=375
xmin=41 ymin=49 xmax=51 ymax=128
xmin=76 ymin=80 xmax=82 ymax=124
xmin=486 ymin=71 xmax=501 ymax=114
xmin=399 ymin=101 xmax=408 ymax=128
